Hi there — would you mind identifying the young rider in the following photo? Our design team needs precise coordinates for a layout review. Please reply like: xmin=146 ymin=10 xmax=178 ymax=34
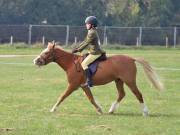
xmin=72 ymin=16 xmax=105 ymax=87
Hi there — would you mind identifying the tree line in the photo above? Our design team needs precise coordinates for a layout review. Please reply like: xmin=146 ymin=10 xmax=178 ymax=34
xmin=0 ymin=0 xmax=179 ymax=26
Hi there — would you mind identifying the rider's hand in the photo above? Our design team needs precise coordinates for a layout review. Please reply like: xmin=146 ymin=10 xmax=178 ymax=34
xmin=72 ymin=48 xmax=78 ymax=53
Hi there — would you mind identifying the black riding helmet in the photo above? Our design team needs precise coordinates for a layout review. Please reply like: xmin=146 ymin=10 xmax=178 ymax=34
xmin=85 ymin=16 xmax=98 ymax=27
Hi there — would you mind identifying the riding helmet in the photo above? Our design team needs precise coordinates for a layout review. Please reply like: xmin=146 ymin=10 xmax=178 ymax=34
xmin=85 ymin=16 xmax=98 ymax=27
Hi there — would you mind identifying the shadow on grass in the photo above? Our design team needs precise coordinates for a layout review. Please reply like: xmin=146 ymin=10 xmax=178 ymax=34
xmin=107 ymin=112 xmax=180 ymax=118
xmin=149 ymin=113 xmax=180 ymax=118
xmin=105 ymin=112 xmax=142 ymax=117
xmin=52 ymin=110 xmax=180 ymax=118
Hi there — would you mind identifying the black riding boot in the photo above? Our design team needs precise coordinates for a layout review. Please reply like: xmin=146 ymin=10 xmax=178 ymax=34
xmin=85 ymin=68 xmax=93 ymax=87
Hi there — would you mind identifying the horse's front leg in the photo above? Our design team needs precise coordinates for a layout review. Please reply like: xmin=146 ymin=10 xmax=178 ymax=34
xmin=81 ymin=86 xmax=103 ymax=115
xmin=50 ymin=85 xmax=76 ymax=112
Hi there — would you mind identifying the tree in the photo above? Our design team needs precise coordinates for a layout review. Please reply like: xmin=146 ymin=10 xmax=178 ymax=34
xmin=0 ymin=0 xmax=179 ymax=26
xmin=0 ymin=0 xmax=28 ymax=24
xmin=116 ymin=0 xmax=174 ymax=27
xmin=143 ymin=0 xmax=174 ymax=26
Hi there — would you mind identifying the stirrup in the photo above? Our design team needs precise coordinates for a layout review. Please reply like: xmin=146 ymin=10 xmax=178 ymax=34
xmin=81 ymin=81 xmax=93 ymax=88
xmin=87 ymin=80 xmax=93 ymax=87
xmin=81 ymin=83 xmax=90 ymax=88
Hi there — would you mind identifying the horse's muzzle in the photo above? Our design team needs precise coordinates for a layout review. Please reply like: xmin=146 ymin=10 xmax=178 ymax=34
xmin=33 ymin=56 xmax=45 ymax=66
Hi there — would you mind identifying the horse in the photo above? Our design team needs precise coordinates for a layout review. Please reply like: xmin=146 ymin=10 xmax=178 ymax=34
xmin=33 ymin=42 xmax=163 ymax=116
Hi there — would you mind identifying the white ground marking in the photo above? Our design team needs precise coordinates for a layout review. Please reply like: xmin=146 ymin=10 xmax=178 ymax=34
xmin=0 ymin=55 xmax=180 ymax=71
xmin=0 ymin=62 xmax=34 ymax=66
xmin=0 ymin=55 xmax=36 ymax=58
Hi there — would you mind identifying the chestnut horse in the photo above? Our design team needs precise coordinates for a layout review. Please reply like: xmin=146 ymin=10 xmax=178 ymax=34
xmin=33 ymin=42 xmax=163 ymax=116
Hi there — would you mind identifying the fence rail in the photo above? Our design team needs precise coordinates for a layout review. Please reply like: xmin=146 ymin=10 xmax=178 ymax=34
xmin=0 ymin=25 xmax=179 ymax=47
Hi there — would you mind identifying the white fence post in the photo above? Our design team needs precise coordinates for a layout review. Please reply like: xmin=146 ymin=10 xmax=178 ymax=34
xmin=65 ymin=25 xmax=69 ymax=46
xmin=103 ymin=26 xmax=107 ymax=45
xmin=174 ymin=27 xmax=177 ymax=48
xmin=136 ymin=37 xmax=139 ymax=47
xmin=166 ymin=36 xmax=169 ymax=48
xmin=139 ymin=27 xmax=142 ymax=46
xmin=10 ymin=35 xmax=13 ymax=45
xmin=105 ymin=36 xmax=107 ymax=46
xmin=28 ymin=25 xmax=32 ymax=45
xmin=42 ymin=36 xmax=45 ymax=46
xmin=74 ymin=37 xmax=77 ymax=45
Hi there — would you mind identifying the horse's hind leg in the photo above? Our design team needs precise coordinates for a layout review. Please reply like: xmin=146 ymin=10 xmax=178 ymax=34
xmin=126 ymin=81 xmax=148 ymax=116
xmin=109 ymin=79 xmax=125 ymax=114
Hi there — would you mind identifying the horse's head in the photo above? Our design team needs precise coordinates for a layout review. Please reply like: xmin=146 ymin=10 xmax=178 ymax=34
xmin=33 ymin=42 xmax=56 ymax=66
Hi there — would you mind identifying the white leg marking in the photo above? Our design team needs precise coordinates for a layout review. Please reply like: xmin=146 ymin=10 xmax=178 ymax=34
xmin=109 ymin=101 xmax=119 ymax=114
xmin=50 ymin=103 xmax=58 ymax=112
xmin=140 ymin=103 xmax=149 ymax=116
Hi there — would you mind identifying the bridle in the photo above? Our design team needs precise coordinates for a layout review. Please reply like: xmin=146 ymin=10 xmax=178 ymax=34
xmin=39 ymin=47 xmax=56 ymax=65
xmin=40 ymin=46 xmax=81 ymax=72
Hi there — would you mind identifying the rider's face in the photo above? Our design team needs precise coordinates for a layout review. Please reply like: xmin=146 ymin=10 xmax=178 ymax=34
xmin=86 ymin=23 xmax=92 ymax=30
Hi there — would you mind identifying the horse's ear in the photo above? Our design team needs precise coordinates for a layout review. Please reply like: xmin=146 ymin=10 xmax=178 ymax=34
xmin=52 ymin=40 xmax=56 ymax=49
xmin=47 ymin=41 xmax=55 ymax=49
xmin=48 ymin=42 xmax=51 ymax=46
xmin=52 ymin=40 xmax=55 ymax=49
xmin=47 ymin=42 xmax=52 ymax=49
xmin=52 ymin=44 xmax=55 ymax=49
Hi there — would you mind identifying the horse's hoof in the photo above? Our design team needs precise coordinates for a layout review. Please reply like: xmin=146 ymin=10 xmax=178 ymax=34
xmin=108 ymin=102 xmax=119 ymax=114
xmin=108 ymin=111 xmax=114 ymax=114
xmin=96 ymin=108 xmax=103 ymax=115
xmin=143 ymin=111 xmax=148 ymax=116
xmin=50 ymin=108 xmax=56 ymax=113
xmin=142 ymin=105 xmax=148 ymax=116
xmin=97 ymin=111 xmax=103 ymax=115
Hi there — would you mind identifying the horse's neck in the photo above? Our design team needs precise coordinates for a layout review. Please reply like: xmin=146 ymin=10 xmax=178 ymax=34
xmin=54 ymin=48 xmax=79 ymax=71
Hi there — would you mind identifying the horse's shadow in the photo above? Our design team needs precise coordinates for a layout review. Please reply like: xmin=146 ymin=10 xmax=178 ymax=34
xmin=107 ymin=112 xmax=180 ymax=118
xmin=55 ymin=110 xmax=180 ymax=118
xmin=148 ymin=113 xmax=180 ymax=118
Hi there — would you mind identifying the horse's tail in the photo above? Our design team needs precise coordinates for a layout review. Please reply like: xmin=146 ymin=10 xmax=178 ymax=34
xmin=134 ymin=57 xmax=164 ymax=91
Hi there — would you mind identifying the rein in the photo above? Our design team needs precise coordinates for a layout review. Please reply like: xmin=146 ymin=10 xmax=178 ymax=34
xmin=72 ymin=55 xmax=81 ymax=72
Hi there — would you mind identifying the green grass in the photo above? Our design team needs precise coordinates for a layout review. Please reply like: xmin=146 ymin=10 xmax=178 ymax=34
xmin=0 ymin=45 xmax=180 ymax=135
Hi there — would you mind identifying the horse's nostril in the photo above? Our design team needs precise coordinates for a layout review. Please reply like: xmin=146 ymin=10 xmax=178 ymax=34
xmin=33 ymin=56 xmax=45 ymax=66
xmin=33 ymin=58 xmax=37 ymax=65
xmin=33 ymin=57 xmax=40 ymax=65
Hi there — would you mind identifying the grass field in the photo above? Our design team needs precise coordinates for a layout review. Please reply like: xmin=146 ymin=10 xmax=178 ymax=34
xmin=0 ymin=45 xmax=180 ymax=135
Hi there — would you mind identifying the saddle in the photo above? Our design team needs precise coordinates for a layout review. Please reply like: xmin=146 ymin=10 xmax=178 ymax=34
xmin=83 ymin=53 xmax=107 ymax=77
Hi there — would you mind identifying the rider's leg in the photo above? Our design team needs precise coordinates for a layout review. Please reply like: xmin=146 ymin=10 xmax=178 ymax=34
xmin=81 ymin=54 xmax=101 ymax=87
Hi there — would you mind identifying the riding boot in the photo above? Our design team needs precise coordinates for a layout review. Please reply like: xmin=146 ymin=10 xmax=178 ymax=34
xmin=85 ymin=68 xmax=93 ymax=87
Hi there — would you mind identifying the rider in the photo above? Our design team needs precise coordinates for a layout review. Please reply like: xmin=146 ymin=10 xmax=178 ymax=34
xmin=72 ymin=16 xmax=105 ymax=87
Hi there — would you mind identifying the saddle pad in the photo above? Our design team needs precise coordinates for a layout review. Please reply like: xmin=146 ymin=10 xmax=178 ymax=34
xmin=88 ymin=61 xmax=99 ymax=76
xmin=83 ymin=53 xmax=107 ymax=77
